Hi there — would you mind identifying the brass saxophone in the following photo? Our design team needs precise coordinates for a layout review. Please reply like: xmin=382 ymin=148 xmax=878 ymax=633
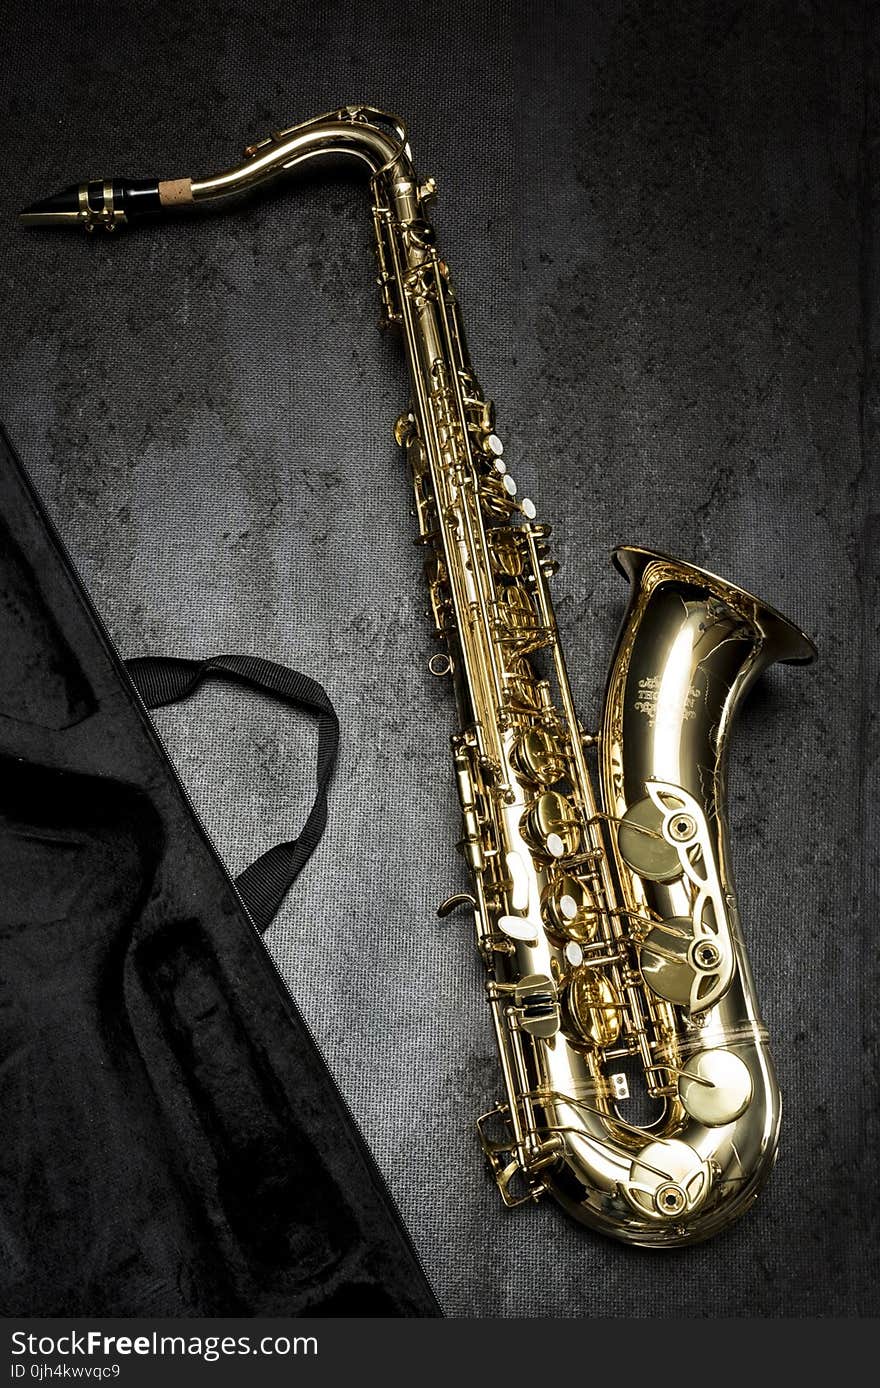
xmin=21 ymin=106 xmax=816 ymax=1246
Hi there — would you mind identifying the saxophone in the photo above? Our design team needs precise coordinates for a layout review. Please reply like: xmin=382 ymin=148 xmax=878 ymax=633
xmin=21 ymin=106 xmax=816 ymax=1246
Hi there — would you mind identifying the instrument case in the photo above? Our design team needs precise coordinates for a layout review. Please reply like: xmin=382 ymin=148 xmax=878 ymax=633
xmin=0 ymin=421 xmax=438 ymax=1317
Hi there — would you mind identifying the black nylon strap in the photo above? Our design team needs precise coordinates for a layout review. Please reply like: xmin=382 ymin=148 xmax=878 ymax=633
xmin=125 ymin=653 xmax=338 ymax=935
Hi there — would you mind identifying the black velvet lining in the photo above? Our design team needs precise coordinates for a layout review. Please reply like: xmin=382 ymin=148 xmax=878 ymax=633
xmin=0 ymin=422 xmax=439 ymax=1317
xmin=0 ymin=516 xmax=95 ymax=729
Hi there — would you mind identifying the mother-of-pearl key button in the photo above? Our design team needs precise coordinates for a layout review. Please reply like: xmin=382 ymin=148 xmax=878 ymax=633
xmin=505 ymin=851 xmax=530 ymax=911
xmin=485 ymin=432 xmax=504 ymax=456
xmin=559 ymin=894 xmax=579 ymax=922
xmin=498 ymin=914 xmax=540 ymax=943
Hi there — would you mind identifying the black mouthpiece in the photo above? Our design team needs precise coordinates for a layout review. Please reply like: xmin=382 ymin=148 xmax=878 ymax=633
xmin=19 ymin=184 xmax=82 ymax=221
xmin=19 ymin=178 xmax=161 ymax=230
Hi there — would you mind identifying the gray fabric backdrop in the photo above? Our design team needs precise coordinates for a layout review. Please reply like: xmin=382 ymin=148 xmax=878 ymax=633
xmin=0 ymin=0 xmax=876 ymax=1316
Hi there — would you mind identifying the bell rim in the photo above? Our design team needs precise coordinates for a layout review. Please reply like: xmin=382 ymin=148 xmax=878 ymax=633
xmin=612 ymin=544 xmax=817 ymax=665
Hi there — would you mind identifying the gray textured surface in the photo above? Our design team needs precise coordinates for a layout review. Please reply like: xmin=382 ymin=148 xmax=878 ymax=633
xmin=0 ymin=0 xmax=876 ymax=1316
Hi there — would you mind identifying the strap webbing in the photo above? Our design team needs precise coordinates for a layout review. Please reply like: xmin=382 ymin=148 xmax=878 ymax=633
xmin=125 ymin=653 xmax=338 ymax=934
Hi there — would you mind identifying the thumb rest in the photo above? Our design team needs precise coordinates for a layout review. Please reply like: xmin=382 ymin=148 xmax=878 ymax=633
xmin=21 ymin=105 xmax=817 ymax=1246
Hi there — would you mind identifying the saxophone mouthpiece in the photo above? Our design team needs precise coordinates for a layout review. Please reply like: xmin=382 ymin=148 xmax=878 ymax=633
xmin=19 ymin=178 xmax=167 ymax=231
xmin=19 ymin=185 xmax=82 ymax=225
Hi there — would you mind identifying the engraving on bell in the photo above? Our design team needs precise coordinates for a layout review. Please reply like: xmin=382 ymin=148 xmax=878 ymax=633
xmin=618 ymin=796 xmax=682 ymax=882
xmin=678 ymin=1049 xmax=753 ymax=1126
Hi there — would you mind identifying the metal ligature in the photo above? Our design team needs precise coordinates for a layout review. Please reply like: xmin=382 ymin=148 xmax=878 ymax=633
xmin=21 ymin=106 xmax=816 ymax=1246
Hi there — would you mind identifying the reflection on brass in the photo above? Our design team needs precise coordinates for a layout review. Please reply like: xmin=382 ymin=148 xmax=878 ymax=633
xmin=678 ymin=1049 xmax=753 ymax=1127
xmin=523 ymin=790 xmax=581 ymax=860
xmin=499 ymin=584 xmax=536 ymax=632
xmin=543 ymin=874 xmax=599 ymax=943
xmin=505 ymin=656 xmax=542 ymax=710
xmin=626 ymin=1139 xmax=712 ymax=1221
xmin=24 ymin=106 xmax=817 ymax=1246
xmin=512 ymin=728 xmax=566 ymax=785
xmin=489 ymin=531 xmax=523 ymax=578
xmin=567 ymin=973 xmax=621 ymax=1047
xmin=513 ymin=974 xmax=560 ymax=1038
xmin=639 ymin=919 xmax=700 ymax=1006
xmin=618 ymin=796 xmax=681 ymax=881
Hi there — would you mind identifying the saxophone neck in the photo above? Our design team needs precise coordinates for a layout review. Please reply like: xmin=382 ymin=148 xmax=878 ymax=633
xmin=18 ymin=105 xmax=416 ymax=232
